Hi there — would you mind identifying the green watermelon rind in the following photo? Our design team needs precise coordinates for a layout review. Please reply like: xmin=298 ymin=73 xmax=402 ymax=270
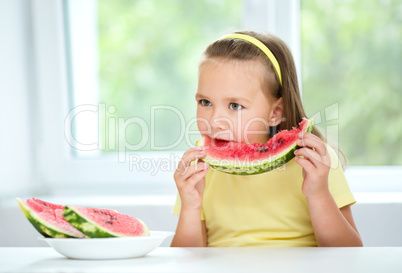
xmin=62 ymin=206 xmax=150 ymax=238
xmin=16 ymin=198 xmax=83 ymax=238
xmin=197 ymin=119 xmax=314 ymax=175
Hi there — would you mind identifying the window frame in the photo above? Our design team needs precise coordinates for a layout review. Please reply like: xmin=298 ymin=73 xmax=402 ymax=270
xmin=31 ymin=0 xmax=402 ymax=194
xmin=32 ymin=0 xmax=178 ymax=195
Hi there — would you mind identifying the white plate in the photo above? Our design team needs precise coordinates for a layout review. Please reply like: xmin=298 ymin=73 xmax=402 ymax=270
xmin=40 ymin=231 xmax=175 ymax=260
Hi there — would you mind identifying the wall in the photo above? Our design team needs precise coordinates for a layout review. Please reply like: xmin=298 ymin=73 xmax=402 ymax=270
xmin=1 ymin=194 xmax=402 ymax=247
xmin=0 ymin=0 xmax=37 ymax=198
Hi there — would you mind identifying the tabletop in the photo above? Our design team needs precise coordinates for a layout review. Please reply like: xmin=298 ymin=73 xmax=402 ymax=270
xmin=1 ymin=247 xmax=401 ymax=273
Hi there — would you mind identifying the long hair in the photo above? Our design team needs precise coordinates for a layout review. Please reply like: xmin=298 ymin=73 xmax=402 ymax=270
xmin=201 ymin=30 xmax=347 ymax=166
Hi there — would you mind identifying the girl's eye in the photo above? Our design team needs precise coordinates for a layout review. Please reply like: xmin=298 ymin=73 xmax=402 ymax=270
xmin=199 ymin=99 xmax=212 ymax=106
xmin=229 ymin=103 xmax=243 ymax=111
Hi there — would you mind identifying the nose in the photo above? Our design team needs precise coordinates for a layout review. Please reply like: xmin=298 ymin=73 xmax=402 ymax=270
xmin=210 ymin=107 xmax=232 ymax=131
xmin=212 ymin=117 xmax=229 ymax=130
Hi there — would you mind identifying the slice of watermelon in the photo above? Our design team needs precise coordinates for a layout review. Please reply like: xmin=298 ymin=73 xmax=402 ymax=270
xmin=63 ymin=206 xmax=150 ymax=238
xmin=197 ymin=118 xmax=314 ymax=175
xmin=16 ymin=198 xmax=85 ymax=238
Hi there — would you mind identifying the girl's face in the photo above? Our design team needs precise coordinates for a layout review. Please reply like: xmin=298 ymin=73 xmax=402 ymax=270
xmin=196 ymin=58 xmax=282 ymax=144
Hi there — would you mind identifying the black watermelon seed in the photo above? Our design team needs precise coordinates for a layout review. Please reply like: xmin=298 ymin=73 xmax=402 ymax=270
xmin=257 ymin=146 xmax=269 ymax=153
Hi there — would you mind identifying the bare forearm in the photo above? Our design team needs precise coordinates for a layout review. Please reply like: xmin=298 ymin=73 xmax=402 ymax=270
xmin=307 ymin=190 xmax=363 ymax=247
xmin=171 ymin=208 xmax=206 ymax=247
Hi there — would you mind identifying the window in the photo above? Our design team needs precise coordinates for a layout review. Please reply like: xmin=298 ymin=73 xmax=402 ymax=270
xmin=66 ymin=0 xmax=242 ymax=157
xmin=32 ymin=0 xmax=244 ymax=194
xmin=32 ymin=0 xmax=401 ymax=194
xmin=301 ymin=0 xmax=402 ymax=166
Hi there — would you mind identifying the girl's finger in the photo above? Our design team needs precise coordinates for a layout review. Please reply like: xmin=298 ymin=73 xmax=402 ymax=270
xmin=180 ymin=162 xmax=209 ymax=181
xmin=176 ymin=149 xmax=206 ymax=173
xmin=183 ymin=148 xmax=205 ymax=164
xmin=297 ymin=133 xmax=327 ymax=156
xmin=294 ymin=148 xmax=322 ymax=168
xmin=294 ymin=156 xmax=315 ymax=173
xmin=186 ymin=166 xmax=209 ymax=188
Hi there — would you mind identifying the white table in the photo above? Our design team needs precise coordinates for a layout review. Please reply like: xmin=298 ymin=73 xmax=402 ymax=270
xmin=1 ymin=247 xmax=401 ymax=273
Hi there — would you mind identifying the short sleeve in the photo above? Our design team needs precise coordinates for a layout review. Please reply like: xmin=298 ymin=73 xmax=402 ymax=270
xmin=327 ymin=145 xmax=356 ymax=208
xmin=171 ymin=193 xmax=181 ymax=216
xmin=172 ymin=193 xmax=206 ymax=221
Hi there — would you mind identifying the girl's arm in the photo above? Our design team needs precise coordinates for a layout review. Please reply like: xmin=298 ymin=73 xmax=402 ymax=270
xmin=170 ymin=146 xmax=209 ymax=247
xmin=306 ymin=192 xmax=362 ymax=247
xmin=171 ymin=213 xmax=207 ymax=247
xmin=294 ymin=132 xmax=363 ymax=247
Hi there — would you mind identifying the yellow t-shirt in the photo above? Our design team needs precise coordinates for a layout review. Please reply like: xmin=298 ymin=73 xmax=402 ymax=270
xmin=172 ymin=146 xmax=355 ymax=247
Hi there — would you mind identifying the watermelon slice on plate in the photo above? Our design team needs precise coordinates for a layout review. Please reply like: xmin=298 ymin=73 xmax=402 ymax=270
xmin=16 ymin=198 xmax=85 ymax=238
xmin=63 ymin=205 xmax=150 ymax=238
xmin=197 ymin=118 xmax=314 ymax=175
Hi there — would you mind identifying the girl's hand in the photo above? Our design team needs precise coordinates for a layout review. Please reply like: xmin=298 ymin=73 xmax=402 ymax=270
xmin=174 ymin=146 xmax=209 ymax=210
xmin=294 ymin=132 xmax=331 ymax=199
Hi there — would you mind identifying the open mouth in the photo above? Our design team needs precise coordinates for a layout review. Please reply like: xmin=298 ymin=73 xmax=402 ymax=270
xmin=211 ymin=137 xmax=231 ymax=147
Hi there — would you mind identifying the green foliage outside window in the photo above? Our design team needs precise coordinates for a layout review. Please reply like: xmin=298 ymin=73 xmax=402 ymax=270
xmin=301 ymin=0 xmax=402 ymax=165
xmin=97 ymin=0 xmax=401 ymax=165
xmin=98 ymin=0 xmax=241 ymax=152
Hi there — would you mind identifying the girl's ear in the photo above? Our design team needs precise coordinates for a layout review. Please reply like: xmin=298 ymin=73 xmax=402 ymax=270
xmin=269 ymin=97 xmax=284 ymax=126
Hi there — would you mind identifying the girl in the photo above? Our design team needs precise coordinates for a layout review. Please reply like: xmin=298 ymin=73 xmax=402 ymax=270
xmin=171 ymin=31 xmax=362 ymax=247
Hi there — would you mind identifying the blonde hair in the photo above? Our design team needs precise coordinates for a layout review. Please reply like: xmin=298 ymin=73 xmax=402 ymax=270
xmin=201 ymin=30 xmax=347 ymax=166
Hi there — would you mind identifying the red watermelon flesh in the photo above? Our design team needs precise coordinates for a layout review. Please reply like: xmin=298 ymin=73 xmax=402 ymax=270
xmin=196 ymin=118 xmax=314 ymax=175
xmin=17 ymin=198 xmax=85 ymax=238
xmin=62 ymin=206 xmax=150 ymax=237
xmin=206 ymin=118 xmax=309 ymax=160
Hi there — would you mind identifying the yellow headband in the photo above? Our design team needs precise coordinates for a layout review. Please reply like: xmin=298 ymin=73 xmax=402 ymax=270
xmin=220 ymin=33 xmax=282 ymax=86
